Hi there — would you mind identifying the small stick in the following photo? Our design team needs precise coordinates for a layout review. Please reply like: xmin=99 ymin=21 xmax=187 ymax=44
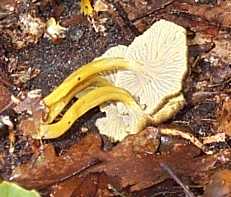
xmin=160 ymin=128 xmax=213 ymax=155
xmin=160 ymin=163 xmax=195 ymax=197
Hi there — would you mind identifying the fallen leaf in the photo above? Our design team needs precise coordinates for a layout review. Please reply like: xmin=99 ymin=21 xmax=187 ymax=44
xmin=173 ymin=1 xmax=231 ymax=28
xmin=88 ymin=127 xmax=221 ymax=191
xmin=11 ymin=133 xmax=102 ymax=189
xmin=51 ymin=173 xmax=121 ymax=197
xmin=15 ymin=90 xmax=47 ymax=136
xmin=204 ymin=169 xmax=231 ymax=197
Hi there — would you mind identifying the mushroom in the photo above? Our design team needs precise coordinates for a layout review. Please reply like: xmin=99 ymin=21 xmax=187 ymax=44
xmin=34 ymin=20 xmax=187 ymax=140
xmin=95 ymin=19 xmax=187 ymax=140
xmin=97 ymin=19 xmax=187 ymax=114
xmin=43 ymin=20 xmax=187 ymax=111
xmin=46 ymin=76 xmax=111 ymax=123
xmin=34 ymin=86 xmax=150 ymax=139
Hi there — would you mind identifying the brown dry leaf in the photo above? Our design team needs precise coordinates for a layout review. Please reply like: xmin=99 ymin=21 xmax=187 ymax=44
xmin=169 ymin=1 xmax=231 ymax=64
xmin=88 ymin=127 xmax=229 ymax=191
xmin=10 ymin=126 xmax=231 ymax=193
xmin=217 ymin=98 xmax=231 ymax=136
xmin=51 ymin=173 xmax=121 ymax=197
xmin=204 ymin=169 xmax=231 ymax=197
xmin=15 ymin=90 xmax=47 ymax=136
xmin=11 ymin=133 xmax=102 ymax=189
xmin=173 ymin=1 xmax=231 ymax=28
xmin=0 ymin=84 xmax=11 ymax=113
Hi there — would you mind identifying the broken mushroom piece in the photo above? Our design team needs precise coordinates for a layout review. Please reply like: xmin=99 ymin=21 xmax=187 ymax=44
xmin=46 ymin=17 xmax=67 ymax=41
xmin=34 ymin=86 xmax=150 ymax=139
xmin=95 ymin=102 xmax=148 ymax=141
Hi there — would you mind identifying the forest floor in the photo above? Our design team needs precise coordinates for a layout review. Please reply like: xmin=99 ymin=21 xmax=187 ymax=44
xmin=0 ymin=0 xmax=231 ymax=196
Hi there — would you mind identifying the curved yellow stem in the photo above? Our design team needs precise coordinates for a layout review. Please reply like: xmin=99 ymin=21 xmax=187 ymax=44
xmin=35 ymin=86 xmax=142 ymax=139
xmin=46 ymin=76 xmax=111 ymax=123
xmin=43 ymin=58 xmax=130 ymax=107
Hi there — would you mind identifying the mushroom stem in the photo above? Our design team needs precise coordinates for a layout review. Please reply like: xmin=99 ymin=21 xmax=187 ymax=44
xmin=46 ymin=76 xmax=111 ymax=123
xmin=43 ymin=58 xmax=131 ymax=107
xmin=35 ymin=86 xmax=146 ymax=139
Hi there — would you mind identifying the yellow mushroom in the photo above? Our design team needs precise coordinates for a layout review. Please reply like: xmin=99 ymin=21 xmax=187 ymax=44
xmin=34 ymin=86 xmax=150 ymax=139
xmin=46 ymin=76 xmax=111 ymax=123
xmin=95 ymin=20 xmax=188 ymax=140
xmin=43 ymin=58 xmax=132 ymax=108
xmin=35 ymin=20 xmax=187 ymax=141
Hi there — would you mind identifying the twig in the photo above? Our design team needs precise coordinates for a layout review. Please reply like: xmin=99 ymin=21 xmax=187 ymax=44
xmin=160 ymin=128 xmax=213 ymax=155
xmin=160 ymin=163 xmax=195 ymax=197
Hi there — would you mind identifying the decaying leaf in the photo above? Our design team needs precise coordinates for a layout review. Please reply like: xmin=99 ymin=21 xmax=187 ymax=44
xmin=204 ymin=169 xmax=231 ymax=197
xmin=80 ymin=0 xmax=94 ymax=16
xmin=174 ymin=1 xmax=231 ymax=28
xmin=15 ymin=90 xmax=47 ymax=136
xmin=8 ymin=14 xmax=46 ymax=49
xmin=9 ymin=126 xmax=231 ymax=194
xmin=88 ymin=127 xmax=224 ymax=191
xmin=51 ymin=173 xmax=121 ymax=197
xmin=11 ymin=133 xmax=102 ymax=189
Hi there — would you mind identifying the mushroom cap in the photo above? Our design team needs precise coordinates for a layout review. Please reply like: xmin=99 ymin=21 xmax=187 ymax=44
xmin=98 ymin=19 xmax=188 ymax=114
xmin=95 ymin=102 xmax=148 ymax=141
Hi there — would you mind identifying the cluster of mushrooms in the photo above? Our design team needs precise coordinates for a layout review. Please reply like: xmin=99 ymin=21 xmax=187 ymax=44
xmin=33 ymin=20 xmax=188 ymax=142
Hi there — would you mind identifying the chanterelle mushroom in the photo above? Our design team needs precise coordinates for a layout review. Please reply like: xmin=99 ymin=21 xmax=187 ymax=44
xmin=35 ymin=86 xmax=150 ymax=139
xmin=96 ymin=19 xmax=188 ymax=140
xmin=35 ymin=20 xmax=187 ymax=141
xmin=98 ymin=19 xmax=187 ymax=114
